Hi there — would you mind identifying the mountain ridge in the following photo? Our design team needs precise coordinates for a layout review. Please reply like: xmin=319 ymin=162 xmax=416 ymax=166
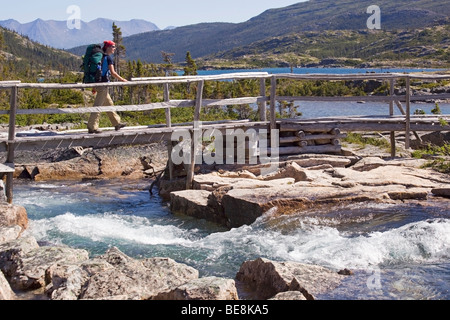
xmin=0 ymin=18 xmax=159 ymax=49
xmin=115 ymin=0 xmax=450 ymax=63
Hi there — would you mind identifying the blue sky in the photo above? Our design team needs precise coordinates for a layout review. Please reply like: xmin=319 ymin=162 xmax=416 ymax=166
xmin=0 ymin=0 xmax=307 ymax=29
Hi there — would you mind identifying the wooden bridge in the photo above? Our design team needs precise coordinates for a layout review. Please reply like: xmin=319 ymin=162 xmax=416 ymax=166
xmin=0 ymin=72 xmax=449 ymax=203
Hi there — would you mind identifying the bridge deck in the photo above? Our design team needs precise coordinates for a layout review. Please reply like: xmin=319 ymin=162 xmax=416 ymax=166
xmin=1 ymin=115 xmax=448 ymax=153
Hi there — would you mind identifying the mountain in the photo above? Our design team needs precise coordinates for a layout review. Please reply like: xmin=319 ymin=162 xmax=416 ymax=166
xmin=0 ymin=26 xmax=81 ymax=78
xmin=0 ymin=18 xmax=159 ymax=49
xmin=97 ymin=0 xmax=450 ymax=63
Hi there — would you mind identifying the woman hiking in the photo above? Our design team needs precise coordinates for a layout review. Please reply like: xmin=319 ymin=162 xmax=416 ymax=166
xmin=87 ymin=40 xmax=127 ymax=134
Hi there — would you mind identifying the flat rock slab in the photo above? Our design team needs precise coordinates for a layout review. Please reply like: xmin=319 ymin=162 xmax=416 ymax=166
xmin=432 ymin=188 xmax=450 ymax=198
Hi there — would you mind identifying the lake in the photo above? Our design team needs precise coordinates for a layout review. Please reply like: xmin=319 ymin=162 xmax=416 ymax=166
xmin=193 ymin=67 xmax=446 ymax=76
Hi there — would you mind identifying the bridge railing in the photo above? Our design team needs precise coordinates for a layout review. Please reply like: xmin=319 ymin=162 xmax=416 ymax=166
xmin=1 ymin=72 xmax=450 ymax=203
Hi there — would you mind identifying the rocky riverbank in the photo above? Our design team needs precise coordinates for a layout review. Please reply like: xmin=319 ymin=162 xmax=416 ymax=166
xmin=0 ymin=201 xmax=350 ymax=300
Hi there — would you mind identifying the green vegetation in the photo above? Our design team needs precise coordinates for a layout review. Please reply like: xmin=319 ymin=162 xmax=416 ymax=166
xmin=0 ymin=27 xmax=80 ymax=81
xmin=342 ymin=132 xmax=391 ymax=150
xmin=412 ymin=143 xmax=450 ymax=174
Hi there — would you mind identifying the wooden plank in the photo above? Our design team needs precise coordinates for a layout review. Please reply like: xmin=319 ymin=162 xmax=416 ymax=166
xmin=0 ymin=163 xmax=15 ymax=173
xmin=276 ymin=95 xmax=398 ymax=102
xmin=6 ymin=86 xmax=18 ymax=204
xmin=390 ymin=79 xmax=396 ymax=157
xmin=405 ymin=77 xmax=411 ymax=149
xmin=0 ymin=97 xmax=263 ymax=116
xmin=270 ymin=145 xmax=342 ymax=155
xmin=270 ymin=76 xmax=277 ymax=131
xmin=259 ymin=78 xmax=267 ymax=122
xmin=132 ymin=72 xmax=270 ymax=82
xmin=280 ymin=133 xmax=347 ymax=144
xmin=163 ymin=83 xmax=172 ymax=128
xmin=187 ymin=80 xmax=204 ymax=190
xmin=275 ymin=73 xmax=403 ymax=81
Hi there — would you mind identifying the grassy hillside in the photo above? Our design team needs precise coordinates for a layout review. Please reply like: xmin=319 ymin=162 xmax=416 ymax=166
xmin=0 ymin=26 xmax=80 ymax=81
xmin=201 ymin=24 xmax=450 ymax=69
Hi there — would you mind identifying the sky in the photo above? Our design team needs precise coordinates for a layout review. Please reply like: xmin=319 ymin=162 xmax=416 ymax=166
xmin=0 ymin=0 xmax=307 ymax=29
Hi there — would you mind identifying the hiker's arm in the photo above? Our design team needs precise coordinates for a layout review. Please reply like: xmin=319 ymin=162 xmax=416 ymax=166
xmin=108 ymin=64 xmax=127 ymax=82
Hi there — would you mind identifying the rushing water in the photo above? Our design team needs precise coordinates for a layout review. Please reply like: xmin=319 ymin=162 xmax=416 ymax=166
xmin=14 ymin=179 xmax=450 ymax=300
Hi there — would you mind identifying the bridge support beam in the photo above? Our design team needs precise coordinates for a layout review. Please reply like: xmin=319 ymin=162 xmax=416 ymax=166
xmin=6 ymin=86 xmax=18 ymax=204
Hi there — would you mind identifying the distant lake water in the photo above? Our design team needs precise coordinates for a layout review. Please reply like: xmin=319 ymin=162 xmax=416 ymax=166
xmin=192 ymin=67 xmax=447 ymax=76
xmin=182 ymin=67 xmax=450 ymax=118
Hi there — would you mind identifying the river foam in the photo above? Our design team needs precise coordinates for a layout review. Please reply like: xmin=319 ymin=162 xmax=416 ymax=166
xmin=15 ymin=180 xmax=450 ymax=299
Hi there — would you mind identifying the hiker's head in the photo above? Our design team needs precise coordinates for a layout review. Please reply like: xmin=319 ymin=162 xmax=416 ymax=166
xmin=103 ymin=40 xmax=116 ymax=53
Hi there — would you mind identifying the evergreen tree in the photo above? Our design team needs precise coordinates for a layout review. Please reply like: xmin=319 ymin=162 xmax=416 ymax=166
xmin=183 ymin=51 xmax=198 ymax=76
xmin=112 ymin=23 xmax=126 ymax=75
xmin=161 ymin=51 xmax=175 ymax=76
xmin=0 ymin=29 xmax=4 ymax=51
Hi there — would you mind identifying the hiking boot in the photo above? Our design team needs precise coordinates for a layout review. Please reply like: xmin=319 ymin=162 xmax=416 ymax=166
xmin=88 ymin=129 xmax=102 ymax=134
xmin=115 ymin=123 xmax=127 ymax=131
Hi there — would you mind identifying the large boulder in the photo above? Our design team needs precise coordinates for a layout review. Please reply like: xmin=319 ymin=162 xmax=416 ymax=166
xmin=152 ymin=277 xmax=239 ymax=300
xmin=432 ymin=188 xmax=450 ymax=199
xmin=0 ymin=235 xmax=40 ymax=279
xmin=7 ymin=245 xmax=89 ymax=291
xmin=0 ymin=270 xmax=15 ymax=300
xmin=236 ymin=258 xmax=344 ymax=300
xmin=0 ymin=203 xmax=28 ymax=231
xmin=45 ymin=258 xmax=114 ymax=300
xmin=69 ymin=248 xmax=199 ymax=300
xmin=170 ymin=190 xmax=224 ymax=225
xmin=0 ymin=226 xmax=22 ymax=244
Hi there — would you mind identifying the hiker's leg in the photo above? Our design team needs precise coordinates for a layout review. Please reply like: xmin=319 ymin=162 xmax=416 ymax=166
xmin=102 ymin=90 xmax=121 ymax=127
xmin=87 ymin=112 xmax=100 ymax=131
xmin=107 ymin=111 xmax=121 ymax=127
xmin=87 ymin=87 xmax=107 ymax=131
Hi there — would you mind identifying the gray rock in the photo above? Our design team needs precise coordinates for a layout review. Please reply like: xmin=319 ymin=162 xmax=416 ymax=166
xmin=46 ymin=258 xmax=113 ymax=300
xmin=0 ymin=226 xmax=22 ymax=244
xmin=236 ymin=258 xmax=344 ymax=300
xmin=0 ymin=270 xmax=15 ymax=300
xmin=0 ymin=203 xmax=28 ymax=231
xmin=269 ymin=291 xmax=307 ymax=300
xmin=78 ymin=247 xmax=199 ymax=300
xmin=432 ymin=188 xmax=450 ymax=199
xmin=0 ymin=235 xmax=40 ymax=278
xmin=170 ymin=190 xmax=220 ymax=223
xmin=8 ymin=246 xmax=89 ymax=291
xmin=152 ymin=276 xmax=239 ymax=300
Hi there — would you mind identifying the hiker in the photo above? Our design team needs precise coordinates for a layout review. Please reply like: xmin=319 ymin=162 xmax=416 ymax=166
xmin=87 ymin=40 xmax=127 ymax=134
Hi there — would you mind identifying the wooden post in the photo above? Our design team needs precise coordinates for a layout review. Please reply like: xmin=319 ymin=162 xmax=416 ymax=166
xmin=259 ymin=78 xmax=267 ymax=122
xmin=163 ymin=82 xmax=174 ymax=180
xmin=405 ymin=76 xmax=411 ymax=150
xmin=6 ymin=86 xmax=18 ymax=204
xmin=186 ymin=80 xmax=204 ymax=190
xmin=270 ymin=76 xmax=277 ymax=131
xmin=389 ymin=78 xmax=396 ymax=157
xmin=163 ymin=82 xmax=171 ymax=128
